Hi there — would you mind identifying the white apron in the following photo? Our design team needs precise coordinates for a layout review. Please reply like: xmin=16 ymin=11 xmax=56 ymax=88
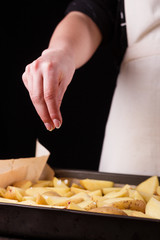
xmin=99 ymin=0 xmax=160 ymax=176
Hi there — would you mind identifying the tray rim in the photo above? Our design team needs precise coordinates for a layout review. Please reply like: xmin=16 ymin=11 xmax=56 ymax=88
xmin=0 ymin=201 xmax=159 ymax=223
xmin=55 ymin=168 xmax=160 ymax=184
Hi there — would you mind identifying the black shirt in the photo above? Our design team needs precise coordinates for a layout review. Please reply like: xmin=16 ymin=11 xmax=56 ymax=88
xmin=65 ymin=0 xmax=127 ymax=67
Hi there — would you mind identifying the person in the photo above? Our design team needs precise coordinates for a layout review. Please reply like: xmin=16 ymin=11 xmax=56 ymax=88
xmin=22 ymin=0 xmax=160 ymax=176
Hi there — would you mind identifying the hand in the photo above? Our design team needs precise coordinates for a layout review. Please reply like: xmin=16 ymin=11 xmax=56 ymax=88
xmin=22 ymin=48 xmax=75 ymax=131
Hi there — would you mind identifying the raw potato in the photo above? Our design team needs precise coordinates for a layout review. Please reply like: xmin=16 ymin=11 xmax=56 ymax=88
xmin=42 ymin=191 xmax=61 ymax=197
xmin=157 ymin=186 xmax=160 ymax=196
xmin=26 ymin=187 xmax=70 ymax=197
xmin=5 ymin=186 xmax=25 ymax=201
xmin=13 ymin=180 xmax=32 ymax=189
xmin=43 ymin=192 xmax=90 ymax=207
xmin=70 ymin=187 xmax=89 ymax=195
xmin=22 ymin=196 xmax=36 ymax=201
xmin=136 ymin=176 xmax=159 ymax=202
xmin=80 ymin=179 xmax=114 ymax=191
xmin=88 ymin=190 xmax=102 ymax=197
xmin=17 ymin=200 xmax=38 ymax=206
xmin=146 ymin=197 xmax=160 ymax=219
xmin=53 ymin=177 xmax=69 ymax=189
xmin=71 ymin=183 xmax=83 ymax=189
xmin=36 ymin=194 xmax=48 ymax=205
xmin=123 ymin=209 xmax=152 ymax=218
xmin=92 ymin=195 xmax=104 ymax=202
xmin=128 ymin=189 xmax=145 ymax=201
xmin=44 ymin=196 xmax=69 ymax=206
xmin=67 ymin=202 xmax=84 ymax=211
xmin=102 ymin=187 xmax=122 ymax=195
xmin=69 ymin=192 xmax=91 ymax=202
xmin=0 ymin=188 xmax=6 ymax=198
xmin=32 ymin=180 xmax=53 ymax=188
xmin=152 ymin=195 xmax=160 ymax=201
xmin=97 ymin=197 xmax=146 ymax=213
xmin=78 ymin=200 xmax=96 ymax=210
xmin=103 ymin=184 xmax=130 ymax=199
xmin=0 ymin=197 xmax=18 ymax=204
xmin=90 ymin=206 xmax=127 ymax=216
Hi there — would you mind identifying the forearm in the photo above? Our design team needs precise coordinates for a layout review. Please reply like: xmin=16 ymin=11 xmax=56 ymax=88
xmin=47 ymin=11 xmax=102 ymax=69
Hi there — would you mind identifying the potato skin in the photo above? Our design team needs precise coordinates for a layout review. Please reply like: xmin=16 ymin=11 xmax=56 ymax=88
xmin=90 ymin=206 xmax=127 ymax=216
xmin=97 ymin=198 xmax=146 ymax=213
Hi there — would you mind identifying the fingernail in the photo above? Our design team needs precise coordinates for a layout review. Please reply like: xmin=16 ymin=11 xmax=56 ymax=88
xmin=53 ymin=119 xmax=61 ymax=129
xmin=44 ymin=123 xmax=54 ymax=131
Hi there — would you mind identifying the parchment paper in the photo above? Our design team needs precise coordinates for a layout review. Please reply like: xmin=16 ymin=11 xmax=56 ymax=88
xmin=0 ymin=155 xmax=54 ymax=188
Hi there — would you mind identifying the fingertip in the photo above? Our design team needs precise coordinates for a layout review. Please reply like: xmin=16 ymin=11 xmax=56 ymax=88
xmin=44 ymin=123 xmax=55 ymax=131
xmin=53 ymin=119 xmax=62 ymax=129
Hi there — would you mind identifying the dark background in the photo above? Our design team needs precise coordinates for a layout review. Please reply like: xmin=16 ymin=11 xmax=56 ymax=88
xmin=1 ymin=1 xmax=118 ymax=171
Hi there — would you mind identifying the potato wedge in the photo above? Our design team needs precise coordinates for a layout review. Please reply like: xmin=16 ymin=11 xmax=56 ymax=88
xmin=80 ymin=179 xmax=113 ymax=191
xmin=53 ymin=177 xmax=69 ymax=189
xmin=13 ymin=180 xmax=32 ymax=189
xmin=0 ymin=197 xmax=18 ymax=204
xmin=128 ymin=189 xmax=145 ymax=201
xmin=44 ymin=192 xmax=89 ymax=207
xmin=5 ymin=186 xmax=25 ymax=201
xmin=123 ymin=209 xmax=152 ymax=218
xmin=62 ymin=191 xmax=74 ymax=197
xmin=157 ymin=186 xmax=160 ymax=196
xmin=42 ymin=191 xmax=61 ymax=197
xmin=102 ymin=187 xmax=122 ymax=195
xmin=67 ymin=202 xmax=84 ymax=211
xmin=152 ymin=195 xmax=160 ymax=201
xmin=25 ymin=187 xmax=51 ymax=197
xmin=32 ymin=180 xmax=53 ymax=187
xmin=70 ymin=187 xmax=89 ymax=195
xmin=36 ymin=194 xmax=48 ymax=205
xmin=69 ymin=192 xmax=91 ymax=202
xmin=92 ymin=195 xmax=104 ymax=202
xmin=44 ymin=196 xmax=69 ymax=206
xmin=88 ymin=190 xmax=102 ymax=197
xmin=71 ymin=183 xmax=83 ymax=189
xmin=22 ymin=196 xmax=36 ymax=201
xmin=136 ymin=176 xmax=159 ymax=202
xmin=50 ymin=188 xmax=70 ymax=196
xmin=25 ymin=187 xmax=70 ymax=197
xmin=97 ymin=197 xmax=146 ymax=213
xmin=0 ymin=188 xmax=6 ymax=198
xmin=104 ymin=184 xmax=130 ymax=199
xmin=78 ymin=200 xmax=96 ymax=210
xmin=90 ymin=206 xmax=127 ymax=216
xmin=146 ymin=197 xmax=160 ymax=219
xmin=60 ymin=178 xmax=70 ymax=187
xmin=17 ymin=200 xmax=37 ymax=206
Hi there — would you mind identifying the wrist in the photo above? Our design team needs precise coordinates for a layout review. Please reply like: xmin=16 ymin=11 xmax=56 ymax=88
xmin=42 ymin=43 xmax=76 ymax=69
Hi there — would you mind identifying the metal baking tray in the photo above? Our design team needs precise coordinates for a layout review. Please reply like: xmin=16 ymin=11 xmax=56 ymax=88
xmin=0 ymin=169 xmax=159 ymax=240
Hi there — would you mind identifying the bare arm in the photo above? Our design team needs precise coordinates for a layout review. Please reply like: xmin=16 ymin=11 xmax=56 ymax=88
xmin=48 ymin=11 xmax=102 ymax=68
xmin=22 ymin=12 xmax=102 ymax=131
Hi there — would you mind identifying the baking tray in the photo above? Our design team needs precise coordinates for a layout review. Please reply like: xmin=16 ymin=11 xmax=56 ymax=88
xmin=0 ymin=169 xmax=159 ymax=240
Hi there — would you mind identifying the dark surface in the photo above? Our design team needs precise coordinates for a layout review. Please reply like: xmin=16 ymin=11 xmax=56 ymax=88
xmin=0 ymin=169 xmax=159 ymax=240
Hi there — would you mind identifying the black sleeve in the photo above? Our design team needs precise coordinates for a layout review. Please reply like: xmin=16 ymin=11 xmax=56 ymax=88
xmin=65 ymin=0 xmax=127 ymax=67
xmin=65 ymin=0 xmax=117 ymax=44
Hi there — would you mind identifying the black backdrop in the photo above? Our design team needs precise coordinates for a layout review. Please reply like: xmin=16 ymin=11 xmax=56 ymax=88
xmin=1 ymin=1 xmax=118 ymax=171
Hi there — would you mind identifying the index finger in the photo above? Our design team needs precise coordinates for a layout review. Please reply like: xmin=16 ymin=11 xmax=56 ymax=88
xmin=28 ymin=62 xmax=55 ymax=131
